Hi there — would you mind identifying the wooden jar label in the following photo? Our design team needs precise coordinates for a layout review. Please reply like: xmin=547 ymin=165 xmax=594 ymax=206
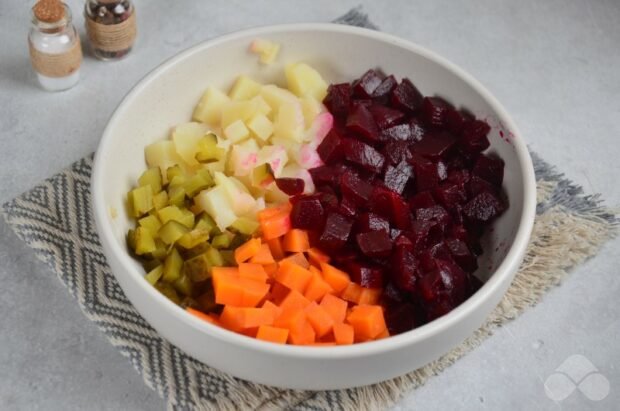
xmin=29 ymin=37 xmax=82 ymax=78
xmin=86 ymin=12 xmax=137 ymax=52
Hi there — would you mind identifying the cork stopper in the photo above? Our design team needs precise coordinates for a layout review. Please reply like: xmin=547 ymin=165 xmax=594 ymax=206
xmin=33 ymin=0 xmax=65 ymax=23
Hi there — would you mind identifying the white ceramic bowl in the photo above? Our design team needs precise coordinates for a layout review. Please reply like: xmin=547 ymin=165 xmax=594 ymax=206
xmin=92 ymin=23 xmax=536 ymax=390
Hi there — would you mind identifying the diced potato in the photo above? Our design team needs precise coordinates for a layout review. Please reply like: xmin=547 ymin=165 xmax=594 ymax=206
xmin=134 ymin=226 xmax=157 ymax=255
xmin=201 ymin=157 xmax=227 ymax=173
xmin=263 ymin=181 xmax=290 ymax=203
xmin=273 ymin=101 xmax=305 ymax=142
xmin=250 ymin=95 xmax=272 ymax=117
xmin=221 ymin=100 xmax=258 ymax=129
xmin=246 ymin=113 xmax=273 ymax=141
xmin=300 ymin=95 xmax=324 ymax=128
xmin=158 ymin=220 xmax=189 ymax=245
xmin=280 ymin=164 xmax=315 ymax=194
xmin=229 ymin=139 xmax=259 ymax=177
xmin=285 ymin=63 xmax=328 ymax=101
xmin=129 ymin=186 xmax=154 ymax=218
xmin=249 ymin=39 xmax=281 ymax=64
xmin=250 ymin=163 xmax=274 ymax=188
xmin=270 ymin=137 xmax=301 ymax=164
xmin=229 ymin=75 xmax=262 ymax=101
xmin=223 ymin=119 xmax=250 ymax=144
xmin=144 ymin=265 xmax=163 ymax=285
xmin=193 ymin=87 xmax=230 ymax=126
xmin=172 ymin=122 xmax=211 ymax=167
xmin=213 ymin=172 xmax=257 ymax=216
xmin=163 ymin=248 xmax=184 ymax=283
xmin=257 ymin=145 xmax=288 ymax=176
xmin=138 ymin=167 xmax=163 ymax=194
xmin=259 ymin=85 xmax=297 ymax=112
xmin=194 ymin=186 xmax=237 ymax=231
xmin=145 ymin=141 xmax=186 ymax=183
xmin=138 ymin=214 xmax=162 ymax=237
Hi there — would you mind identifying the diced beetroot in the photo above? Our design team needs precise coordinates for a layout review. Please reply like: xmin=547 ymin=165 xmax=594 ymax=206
xmin=317 ymin=128 xmax=345 ymax=165
xmin=382 ymin=282 xmax=406 ymax=304
xmin=394 ymin=232 xmax=411 ymax=247
xmin=353 ymin=69 xmax=384 ymax=98
xmin=409 ymin=118 xmax=427 ymax=142
xmin=446 ymin=238 xmax=478 ymax=272
xmin=347 ymin=262 xmax=385 ymax=288
xmin=372 ymin=75 xmax=397 ymax=99
xmin=356 ymin=212 xmax=390 ymax=233
xmin=445 ymin=108 xmax=472 ymax=134
xmin=381 ymin=123 xmax=413 ymax=141
xmin=422 ymin=97 xmax=452 ymax=127
xmin=436 ymin=258 xmax=468 ymax=303
xmin=318 ymin=212 xmax=354 ymax=250
xmin=385 ymin=302 xmax=418 ymax=335
xmin=391 ymin=245 xmax=418 ymax=292
xmin=384 ymin=160 xmax=413 ymax=194
xmin=290 ymin=196 xmax=324 ymax=230
xmin=415 ymin=205 xmax=451 ymax=228
xmin=309 ymin=165 xmax=338 ymax=187
xmin=369 ymin=105 xmax=405 ymax=129
xmin=418 ymin=270 xmax=442 ymax=302
xmin=467 ymin=175 xmax=498 ymax=197
xmin=275 ymin=178 xmax=304 ymax=195
xmin=433 ymin=182 xmax=467 ymax=209
xmin=459 ymin=120 xmax=491 ymax=154
xmin=340 ymin=170 xmax=374 ymax=206
xmin=323 ymin=83 xmax=351 ymax=118
xmin=412 ymin=131 xmax=457 ymax=160
xmin=342 ymin=138 xmax=385 ymax=173
xmin=332 ymin=247 xmax=359 ymax=264
xmin=425 ymin=296 xmax=454 ymax=321
xmin=370 ymin=186 xmax=412 ymax=230
xmin=356 ymin=230 xmax=393 ymax=258
xmin=351 ymin=99 xmax=373 ymax=109
xmin=390 ymin=78 xmax=423 ymax=112
xmin=383 ymin=140 xmax=413 ymax=165
xmin=409 ymin=191 xmax=436 ymax=211
xmin=338 ymin=195 xmax=358 ymax=218
xmin=318 ymin=190 xmax=339 ymax=211
xmin=346 ymin=104 xmax=380 ymax=142
xmin=463 ymin=191 xmax=505 ymax=222
xmin=410 ymin=155 xmax=441 ymax=191
xmin=446 ymin=169 xmax=471 ymax=185
xmin=472 ymin=153 xmax=504 ymax=187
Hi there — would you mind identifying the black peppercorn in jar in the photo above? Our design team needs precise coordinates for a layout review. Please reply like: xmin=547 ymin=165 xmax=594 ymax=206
xmin=84 ymin=0 xmax=136 ymax=60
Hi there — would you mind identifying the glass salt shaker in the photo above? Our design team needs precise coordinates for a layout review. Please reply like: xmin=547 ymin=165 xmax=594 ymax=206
xmin=84 ymin=0 xmax=137 ymax=61
xmin=28 ymin=0 xmax=82 ymax=91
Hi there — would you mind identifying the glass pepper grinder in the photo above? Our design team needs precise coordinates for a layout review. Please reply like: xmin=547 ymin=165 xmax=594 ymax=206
xmin=84 ymin=0 xmax=137 ymax=60
xmin=28 ymin=0 xmax=82 ymax=91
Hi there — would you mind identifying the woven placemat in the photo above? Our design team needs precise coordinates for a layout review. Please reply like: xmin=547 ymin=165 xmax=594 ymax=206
xmin=2 ymin=8 xmax=618 ymax=411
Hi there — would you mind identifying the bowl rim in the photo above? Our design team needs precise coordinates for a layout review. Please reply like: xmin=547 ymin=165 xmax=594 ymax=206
xmin=92 ymin=22 xmax=537 ymax=359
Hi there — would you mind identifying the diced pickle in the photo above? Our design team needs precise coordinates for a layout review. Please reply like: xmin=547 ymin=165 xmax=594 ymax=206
xmin=153 ymin=191 xmax=169 ymax=210
xmin=184 ymin=174 xmax=212 ymax=198
xmin=138 ymin=214 xmax=162 ymax=237
xmin=149 ymin=240 xmax=168 ymax=260
xmin=168 ymin=175 xmax=187 ymax=188
xmin=180 ymin=297 xmax=199 ymax=309
xmin=127 ymin=229 xmax=137 ymax=251
xmin=155 ymin=282 xmax=181 ymax=304
xmin=230 ymin=217 xmax=260 ymax=235
xmin=158 ymin=220 xmax=189 ymax=245
xmin=138 ymin=167 xmax=163 ymax=194
xmin=196 ymin=134 xmax=226 ymax=163
xmin=179 ymin=209 xmax=195 ymax=228
xmin=142 ymin=258 xmax=161 ymax=273
xmin=211 ymin=231 xmax=234 ymax=249
xmin=167 ymin=186 xmax=186 ymax=207
xmin=177 ymin=229 xmax=210 ymax=250
xmin=250 ymin=163 xmax=275 ymax=188
xmin=166 ymin=165 xmax=185 ymax=182
xmin=135 ymin=226 xmax=156 ymax=255
xmin=220 ymin=250 xmax=236 ymax=266
xmin=184 ymin=253 xmax=212 ymax=282
xmin=229 ymin=233 xmax=249 ymax=250
xmin=183 ymin=241 xmax=211 ymax=259
xmin=196 ymin=288 xmax=217 ymax=312
xmin=157 ymin=206 xmax=184 ymax=225
xmin=205 ymin=246 xmax=225 ymax=267
xmin=163 ymin=247 xmax=183 ymax=283
xmin=195 ymin=213 xmax=218 ymax=235
xmin=129 ymin=186 xmax=154 ymax=217
xmin=145 ymin=265 xmax=164 ymax=285
xmin=173 ymin=274 xmax=194 ymax=296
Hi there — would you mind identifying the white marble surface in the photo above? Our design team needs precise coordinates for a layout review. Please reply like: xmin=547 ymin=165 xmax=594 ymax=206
xmin=1 ymin=0 xmax=619 ymax=410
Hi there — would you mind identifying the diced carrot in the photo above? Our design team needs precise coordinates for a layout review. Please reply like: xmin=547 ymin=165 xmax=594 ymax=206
xmin=238 ymin=263 xmax=269 ymax=283
xmin=282 ymin=229 xmax=310 ymax=253
xmin=279 ymin=289 xmax=311 ymax=312
xmin=305 ymin=302 xmax=335 ymax=337
xmin=341 ymin=282 xmax=363 ymax=304
xmin=320 ymin=262 xmax=351 ymax=293
xmin=260 ymin=211 xmax=291 ymax=240
xmin=319 ymin=294 xmax=348 ymax=323
xmin=288 ymin=318 xmax=316 ymax=345
xmin=266 ymin=238 xmax=285 ymax=260
xmin=310 ymin=342 xmax=336 ymax=346
xmin=280 ymin=252 xmax=309 ymax=269
xmin=270 ymin=282 xmax=290 ymax=305
xmin=186 ymin=307 xmax=218 ymax=325
xmin=249 ymin=243 xmax=276 ymax=265
xmin=304 ymin=269 xmax=333 ymax=302
xmin=357 ymin=287 xmax=382 ymax=305
xmin=261 ymin=300 xmax=282 ymax=319
xmin=333 ymin=323 xmax=354 ymax=345
xmin=211 ymin=266 xmax=239 ymax=289
xmin=256 ymin=325 xmax=289 ymax=344
xmin=258 ymin=202 xmax=292 ymax=222
xmin=213 ymin=270 xmax=269 ymax=307
xmin=234 ymin=238 xmax=262 ymax=264
xmin=275 ymin=260 xmax=313 ymax=292
xmin=219 ymin=306 xmax=276 ymax=331
xmin=240 ymin=327 xmax=259 ymax=337
xmin=274 ymin=307 xmax=305 ymax=330
xmin=376 ymin=328 xmax=390 ymax=340
xmin=239 ymin=279 xmax=270 ymax=307
xmin=263 ymin=262 xmax=279 ymax=277
xmin=306 ymin=247 xmax=330 ymax=267
xmin=346 ymin=305 xmax=387 ymax=341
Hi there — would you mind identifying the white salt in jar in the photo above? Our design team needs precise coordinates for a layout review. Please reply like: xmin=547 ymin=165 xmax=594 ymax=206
xmin=28 ymin=0 xmax=82 ymax=92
